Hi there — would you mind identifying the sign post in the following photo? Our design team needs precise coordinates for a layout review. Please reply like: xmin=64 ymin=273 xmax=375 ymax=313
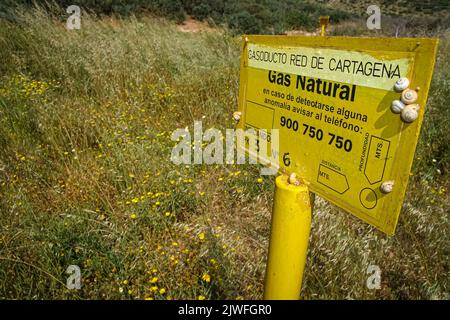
xmin=236 ymin=34 xmax=438 ymax=298
xmin=264 ymin=175 xmax=313 ymax=299
xmin=319 ymin=16 xmax=330 ymax=37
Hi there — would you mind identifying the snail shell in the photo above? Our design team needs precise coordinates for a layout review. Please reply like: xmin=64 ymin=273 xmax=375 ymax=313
xmin=394 ymin=77 xmax=410 ymax=92
xmin=288 ymin=172 xmax=300 ymax=186
xmin=401 ymin=104 xmax=420 ymax=123
xmin=391 ymin=100 xmax=405 ymax=114
xmin=380 ymin=180 xmax=395 ymax=194
xmin=401 ymin=89 xmax=418 ymax=104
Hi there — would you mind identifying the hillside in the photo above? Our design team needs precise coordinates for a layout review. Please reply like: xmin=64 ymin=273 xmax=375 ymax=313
xmin=319 ymin=0 xmax=450 ymax=17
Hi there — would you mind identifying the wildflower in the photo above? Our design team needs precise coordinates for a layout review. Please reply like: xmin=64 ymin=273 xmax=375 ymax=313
xmin=123 ymin=280 xmax=128 ymax=285
xmin=151 ymin=286 xmax=158 ymax=292
xmin=199 ymin=232 xmax=205 ymax=240
xmin=150 ymin=277 xmax=158 ymax=283
xmin=159 ymin=288 xmax=166 ymax=294
xmin=130 ymin=213 xmax=137 ymax=219
xmin=257 ymin=178 xmax=263 ymax=183
xmin=198 ymin=295 xmax=206 ymax=300
xmin=165 ymin=212 xmax=171 ymax=217
xmin=202 ymin=273 xmax=211 ymax=283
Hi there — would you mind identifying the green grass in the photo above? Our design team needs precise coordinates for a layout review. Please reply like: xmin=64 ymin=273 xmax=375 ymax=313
xmin=0 ymin=7 xmax=448 ymax=299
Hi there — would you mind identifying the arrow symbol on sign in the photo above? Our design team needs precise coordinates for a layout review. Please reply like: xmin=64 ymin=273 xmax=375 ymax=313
xmin=317 ymin=164 xmax=349 ymax=194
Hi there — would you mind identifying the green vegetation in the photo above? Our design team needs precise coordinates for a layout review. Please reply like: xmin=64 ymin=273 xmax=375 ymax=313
xmin=1 ymin=0 xmax=352 ymax=33
xmin=318 ymin=0 xmax=450 ymax=17
xmin=0 ymin=5 xmax=448 ymax=299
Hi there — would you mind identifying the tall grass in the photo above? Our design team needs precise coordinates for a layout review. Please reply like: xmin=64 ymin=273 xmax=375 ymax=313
xmin=0 ymin=8 xmax=448 ymax=299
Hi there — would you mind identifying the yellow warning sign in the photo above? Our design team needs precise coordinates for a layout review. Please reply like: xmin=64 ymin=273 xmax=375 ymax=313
xmin=237 ymin=36 xmax=438 ymax=235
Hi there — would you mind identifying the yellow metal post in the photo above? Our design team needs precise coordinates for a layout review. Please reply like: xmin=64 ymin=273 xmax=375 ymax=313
xmin=264 ymin=175 xmax=313 ymax=300
xmin=319 ymin=16 xmax=330 ymax=36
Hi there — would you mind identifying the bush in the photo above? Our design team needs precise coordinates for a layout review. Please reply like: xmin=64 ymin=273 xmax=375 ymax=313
xmin=229 ymin=10 xmax=263 ymax=34
xmin=192 ymin=3 xmax=212 ymax=21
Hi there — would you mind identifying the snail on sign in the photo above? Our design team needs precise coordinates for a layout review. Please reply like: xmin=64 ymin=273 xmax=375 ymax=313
xmin=380 ymin=180 xmax=395 ymax=194
xmin=401 ymin=104 xmax=420 ymax=123
xmin=401 ymin=88 xmax=418 ymax=104
xmin=391 ymin=100 xmax=405 ymax=114
xmin=394 ymin=77 xmax=410 ymax=92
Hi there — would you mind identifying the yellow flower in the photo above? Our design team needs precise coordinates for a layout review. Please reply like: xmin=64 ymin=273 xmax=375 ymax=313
xmin=257 ymin=178 xmax=263 ymax=183
xmin=123 ymin=280 xmax=128 ymax=285
xmin=199 ymin=232 xmax=205 ymax=240
xmin=202 ymin=273 xmax=211 ymax=283
xmin=159 ymin=288 xmax=166 ymax=294
xmin=130 ymin=214 xmax=137 ymax=219
xmin=165 ymin=212 xmax=171 ymax=217
xmin=151 ymin=286 xmax=158 ymax=292
xmin=198 ymin=295 xmax=206 ymax=300
xmin=150 ymin=277 xmax=158 ymax=283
